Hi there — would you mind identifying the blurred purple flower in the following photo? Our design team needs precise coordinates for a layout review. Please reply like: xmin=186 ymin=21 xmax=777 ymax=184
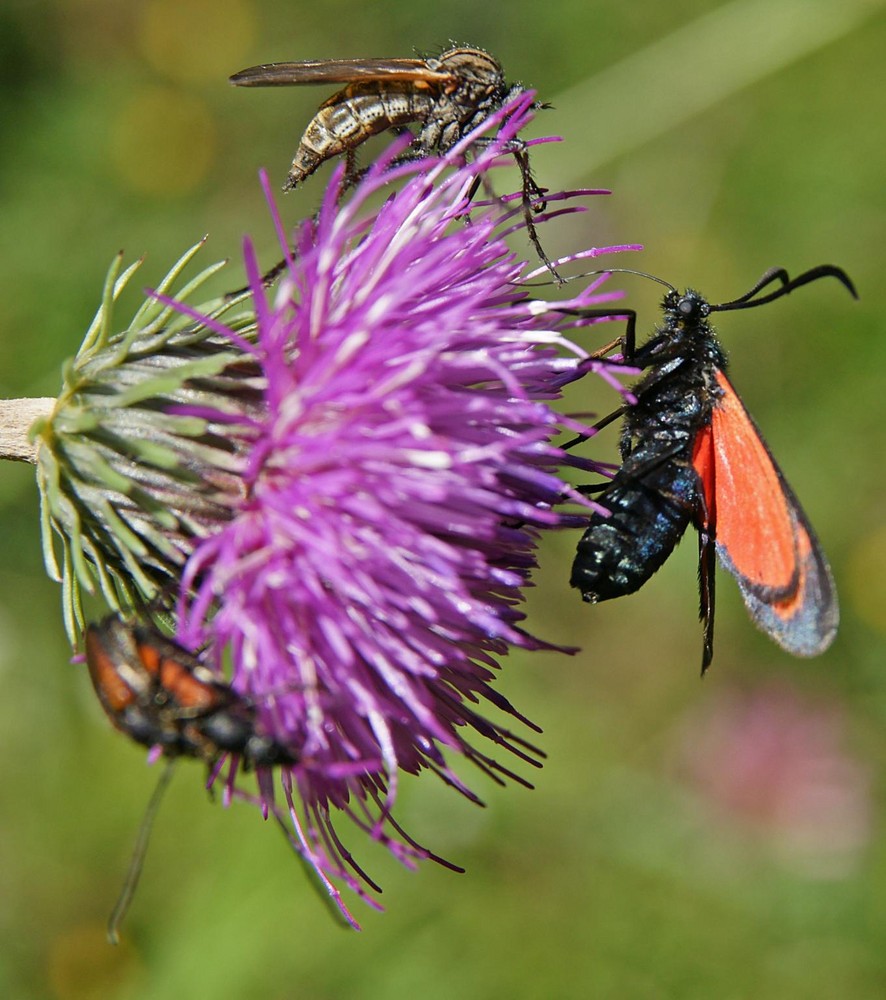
xmin=166 ymin=94 xmax=638 ymax=923
xmin=675 ymin=681 xmax=871 ymax=878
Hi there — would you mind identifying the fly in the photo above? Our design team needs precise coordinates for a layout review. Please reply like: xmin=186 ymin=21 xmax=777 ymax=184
xmin=232 ymin=47 xmax=533 ymax=188
xmin=230 ymin=46 xmax=558 ymax=277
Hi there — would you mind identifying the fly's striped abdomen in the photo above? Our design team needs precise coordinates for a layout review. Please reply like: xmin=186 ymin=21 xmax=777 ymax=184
xmin=289 ymin=83 xmax=436 ymax=187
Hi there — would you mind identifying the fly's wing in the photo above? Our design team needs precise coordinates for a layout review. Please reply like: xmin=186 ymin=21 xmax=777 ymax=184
xmin=230 ymin=58 xmax=453 ymax=87
xmin=693 ymin=370 xmax=838 ymax=655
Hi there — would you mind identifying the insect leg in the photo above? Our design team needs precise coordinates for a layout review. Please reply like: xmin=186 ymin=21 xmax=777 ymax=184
xmin=698 ymin=525 xmax=717 ymax=675
xmin=509 ymin=143 xmax=548 ymax=211
xmin=341 ymin=148 xmax=363 ymax=191
xmin=107 ymin=759 xmax=177 ymax=944
xmin=511 ymin=145 xmax=562 ymax=284
xmin=574 ymin=482 xmax=612 ymax=495
xmin=466 ymin=133 xmax=560 ymax=282
xmin=224 ymin=255 xmax=291 ymax=299
xmin=556 ymin=307 xmax=638 ymax=359
xmin=562 ymin=403 xmax=626 ymax=451
xmin=554 ymin=311 xmax=637 ymax=452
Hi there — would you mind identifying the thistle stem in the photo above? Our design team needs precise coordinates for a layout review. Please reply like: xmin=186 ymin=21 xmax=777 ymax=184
xmin=0 ymin=398 xmax=54 ymax=463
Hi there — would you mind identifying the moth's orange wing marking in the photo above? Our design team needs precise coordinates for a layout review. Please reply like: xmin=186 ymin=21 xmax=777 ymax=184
xmin=693 ymin=371 xmax=838 ymax=655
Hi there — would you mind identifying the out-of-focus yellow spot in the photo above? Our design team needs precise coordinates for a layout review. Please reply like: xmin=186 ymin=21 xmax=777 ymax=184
xmin=140 ymin=0 xmax=257 ymax=83
xmin=845 ymin=525 xmax=886 ymax=635
xmin=47 ymin=922 xmax=142 ymax=1000
xmin=110 ymin=87 xmax=216 ymax=197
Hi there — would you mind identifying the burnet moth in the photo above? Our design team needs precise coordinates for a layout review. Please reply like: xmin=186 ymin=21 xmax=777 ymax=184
xmin=566 ymin=264 xmax=856 ymax=671
xmin=84 ymin=613 xmax=298 ymax=942
xmin=85 ymin=613 xmax=296 ymax=769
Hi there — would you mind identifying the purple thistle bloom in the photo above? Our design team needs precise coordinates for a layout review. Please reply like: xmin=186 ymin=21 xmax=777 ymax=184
xmin=167 ymin=94 xmax=639 ymax=924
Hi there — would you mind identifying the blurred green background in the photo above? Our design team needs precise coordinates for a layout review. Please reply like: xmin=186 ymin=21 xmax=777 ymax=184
xmin=1 ymin=0 xmax=885 ymax=997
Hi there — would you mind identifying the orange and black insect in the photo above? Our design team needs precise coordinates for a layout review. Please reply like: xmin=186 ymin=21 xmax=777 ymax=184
xmin=568 ymin=265 xmax=856 ymax=670
xmin=85 ymin=614 xmax=300 ymax=941
xmin=85 ymin=613 xmax=295 ymax=769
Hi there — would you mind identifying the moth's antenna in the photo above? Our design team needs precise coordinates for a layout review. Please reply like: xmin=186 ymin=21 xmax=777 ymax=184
xmin=710 ymin=264 xmax=857 ymax=313
xmin=521 ymin=267 xmax=677 ymax=292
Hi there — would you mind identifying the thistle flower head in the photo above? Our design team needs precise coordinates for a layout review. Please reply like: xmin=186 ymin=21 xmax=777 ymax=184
xmin=38 ymin=92 xmax=639 ymax=925
xmin=166 ymin=95 xmax=637 ymax=920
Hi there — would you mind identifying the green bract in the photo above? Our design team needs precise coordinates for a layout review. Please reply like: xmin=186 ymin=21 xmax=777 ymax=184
xmin=33 ymin=240 xmax=257 ymax=641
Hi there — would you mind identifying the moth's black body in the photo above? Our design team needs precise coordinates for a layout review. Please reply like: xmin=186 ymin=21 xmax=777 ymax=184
xmin=571 ymin=289 xmax=723 ymax=602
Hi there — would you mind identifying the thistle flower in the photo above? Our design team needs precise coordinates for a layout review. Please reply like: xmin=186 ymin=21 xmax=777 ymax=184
xmin=31 ymin=93 xmax=640 ymax=925
xmin=164 ymin=96 xmax=638 ymax=921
